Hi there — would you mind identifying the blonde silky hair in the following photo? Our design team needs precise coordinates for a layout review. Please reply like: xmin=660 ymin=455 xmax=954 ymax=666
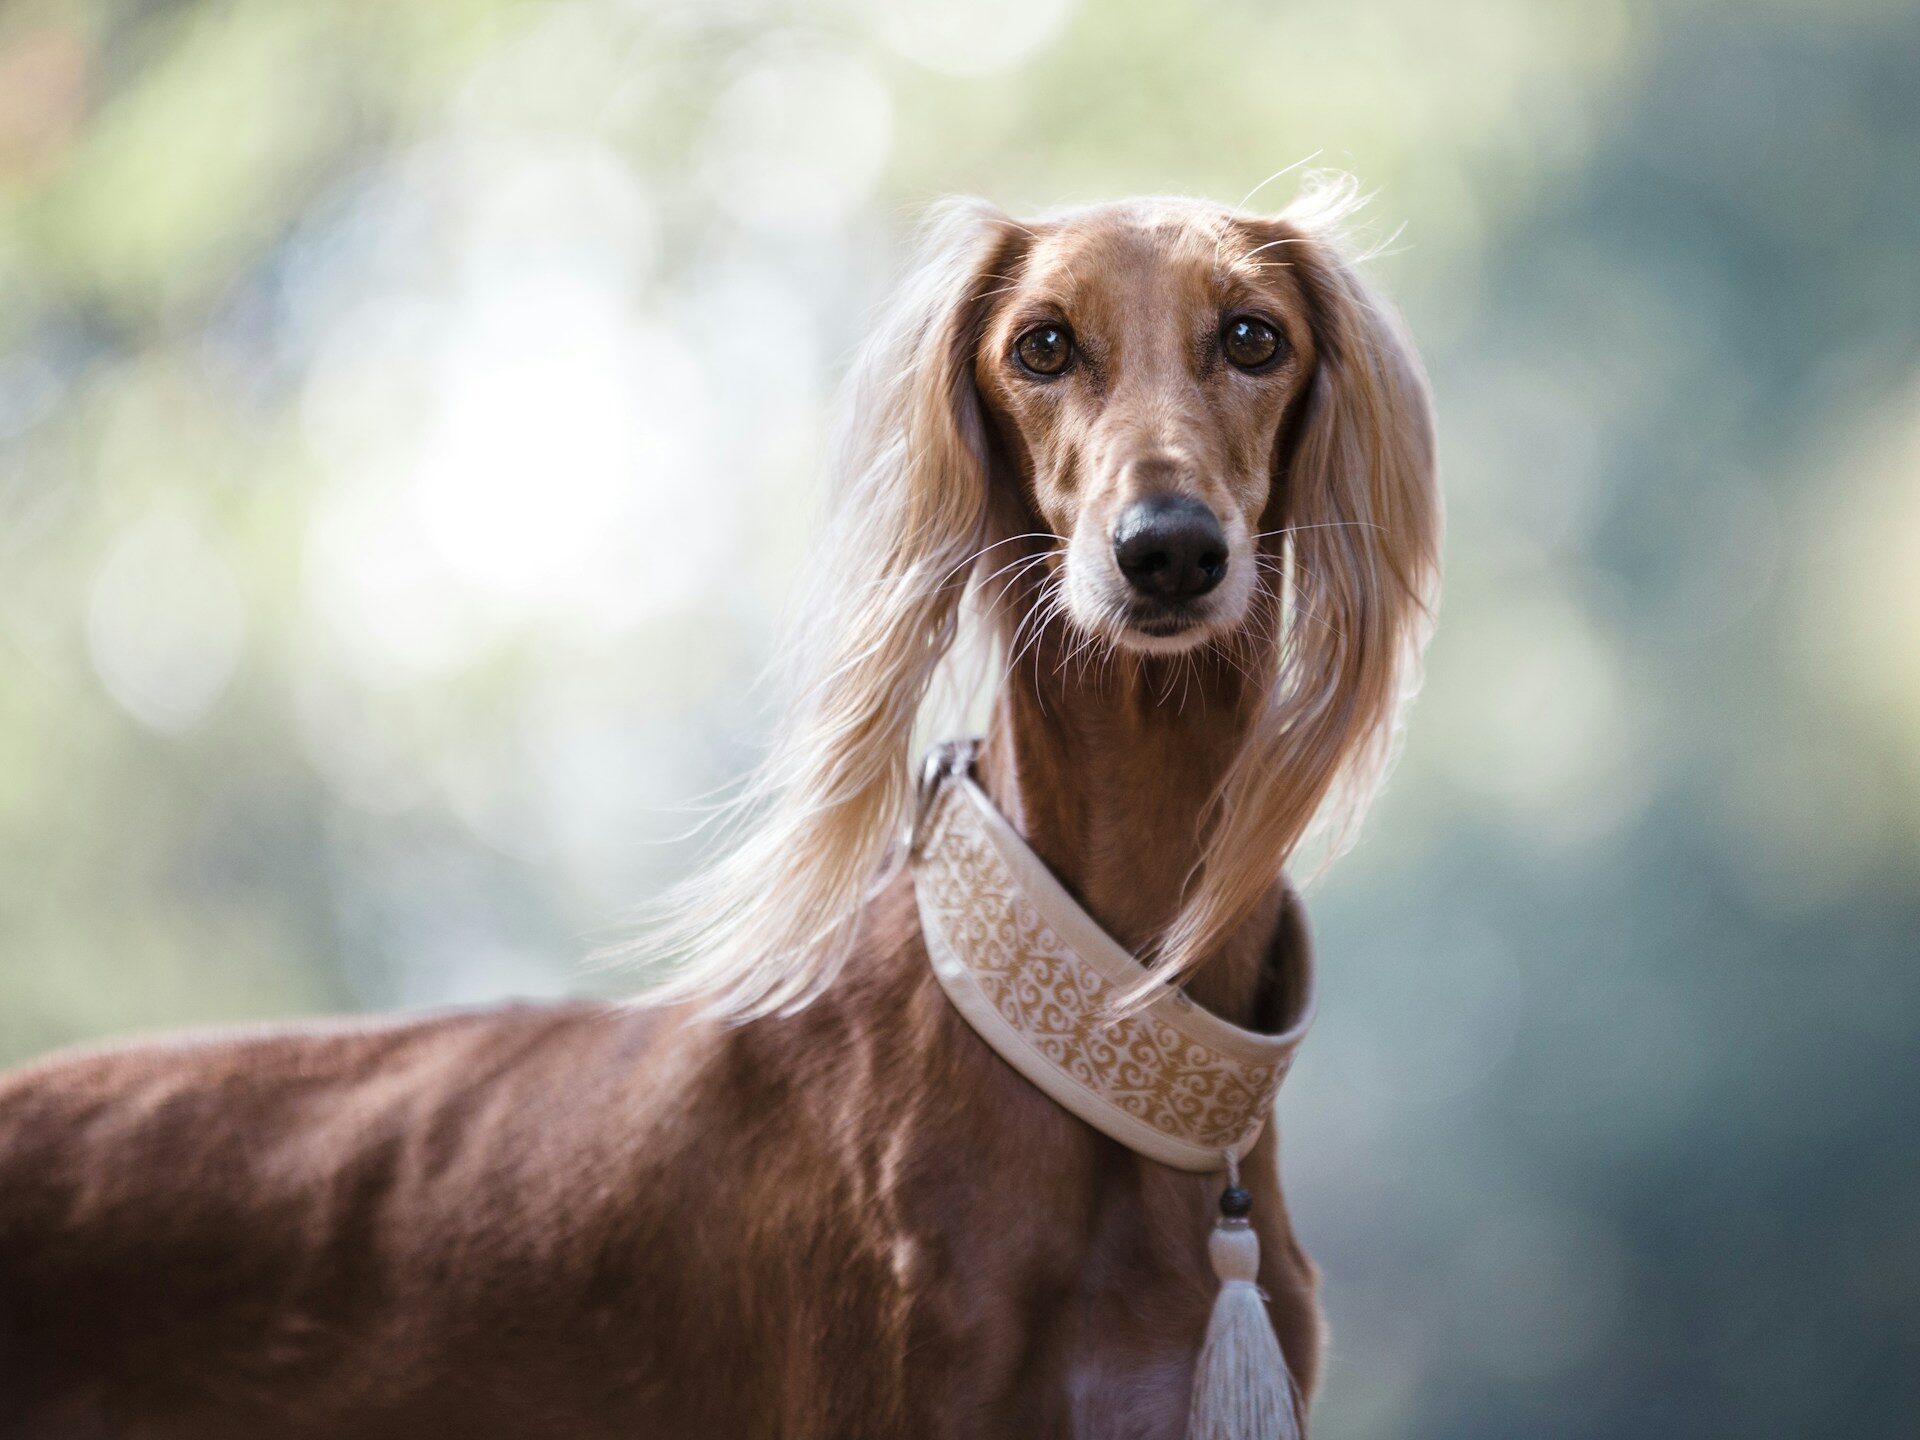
xmin=621 ymin=183 xmax=1439 ymax=1017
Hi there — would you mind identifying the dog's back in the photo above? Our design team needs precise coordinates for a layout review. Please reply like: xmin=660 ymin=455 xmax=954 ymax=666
xmin=0 ymin=1002 xmax=723 ymax=1439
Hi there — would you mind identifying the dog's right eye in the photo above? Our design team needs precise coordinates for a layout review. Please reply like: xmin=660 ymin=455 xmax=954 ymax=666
xmin=1223 ymin=316 xmax=1283 ymax=371
xmin=1014 ymin=324 xmax=1075 ymax=377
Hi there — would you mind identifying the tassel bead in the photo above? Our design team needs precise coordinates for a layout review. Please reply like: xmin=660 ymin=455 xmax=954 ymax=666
xmin=1207 ymin=1220 xmax=1262 ymax=1283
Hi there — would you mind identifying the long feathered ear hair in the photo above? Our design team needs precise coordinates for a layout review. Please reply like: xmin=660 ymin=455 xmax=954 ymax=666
xmin=620 ymin=198 xmax=1014 ymax=1016
xmin=1142 ymin=181 xmax=1443 ymax=998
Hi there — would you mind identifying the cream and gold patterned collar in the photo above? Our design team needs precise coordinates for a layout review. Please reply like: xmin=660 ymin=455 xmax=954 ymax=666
xmin=909 ymin=742 xmax=1316 ymax=1174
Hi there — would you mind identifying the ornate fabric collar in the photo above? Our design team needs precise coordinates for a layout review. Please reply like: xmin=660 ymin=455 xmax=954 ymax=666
xmin=909 ymin=742 xmax=1316 ymax=1174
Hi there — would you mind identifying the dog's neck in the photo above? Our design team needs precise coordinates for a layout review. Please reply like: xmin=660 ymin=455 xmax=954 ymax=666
xmin=977 ymin=634 xmax=1282 ymax=1028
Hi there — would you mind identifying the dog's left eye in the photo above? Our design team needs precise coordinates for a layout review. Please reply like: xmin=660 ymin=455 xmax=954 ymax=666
xmin=1014 ymin=324 xmax=1075 ymax=377
xmin=1222 ymin=316 xmax=1284 ymax=371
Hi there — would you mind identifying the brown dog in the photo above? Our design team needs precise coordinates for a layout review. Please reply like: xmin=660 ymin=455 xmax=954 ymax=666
xmin=0 ymin=190 xmax=1439 ymax=1439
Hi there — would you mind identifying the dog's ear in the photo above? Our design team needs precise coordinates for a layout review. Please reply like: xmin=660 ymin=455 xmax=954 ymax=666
xmin=835 ymin=197 xmax=1012 ymax=530
xmin=1280 ymin=220 xmax=1442 ymax=667
xmin=1148 ymin=204 xmax=1441 ymax=997
xmin=620 ymin=199 xmax=1017 ymax=1017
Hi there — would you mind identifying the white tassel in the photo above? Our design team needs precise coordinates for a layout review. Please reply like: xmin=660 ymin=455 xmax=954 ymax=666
xmin=1187 ymin=1162 xmax=1300 ymax=1440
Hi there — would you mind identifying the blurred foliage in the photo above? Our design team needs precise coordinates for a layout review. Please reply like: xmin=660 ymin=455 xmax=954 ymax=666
xmin=2 ymin=0 xmax=1917 ymax=1436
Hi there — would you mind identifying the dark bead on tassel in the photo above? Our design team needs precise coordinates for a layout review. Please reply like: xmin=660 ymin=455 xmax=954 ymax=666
xmin=1219 ymin=1185 xmax=1252 ymax=1219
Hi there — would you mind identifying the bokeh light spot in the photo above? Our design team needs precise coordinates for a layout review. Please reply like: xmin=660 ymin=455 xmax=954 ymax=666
xmin=86 ymin=512 xmax=246 ymax=731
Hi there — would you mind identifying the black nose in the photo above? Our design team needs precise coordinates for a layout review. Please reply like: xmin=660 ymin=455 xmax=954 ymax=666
xmin=1112 ymin=496 xmax=1229 ymax=602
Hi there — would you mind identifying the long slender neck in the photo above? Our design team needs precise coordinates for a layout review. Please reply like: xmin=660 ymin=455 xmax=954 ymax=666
xmin=977 ymin=625 xmax=1284 ymax=1027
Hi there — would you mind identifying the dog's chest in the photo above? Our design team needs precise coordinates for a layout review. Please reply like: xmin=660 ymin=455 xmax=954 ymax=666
xmin=1064 ymin=1350 xmax=1194 ymax=1440
xmin=988 ymin=1225 xmax=1215 ymax=1439
xmin=885 ymin=1145 xmax=1218 ymax=1438
xmin=1056 ymin=1202 xmax=1218 ymax=1439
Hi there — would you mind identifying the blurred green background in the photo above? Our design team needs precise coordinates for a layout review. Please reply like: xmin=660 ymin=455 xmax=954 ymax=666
xmin=2 ymin=0 xmax=1916 ymax=1435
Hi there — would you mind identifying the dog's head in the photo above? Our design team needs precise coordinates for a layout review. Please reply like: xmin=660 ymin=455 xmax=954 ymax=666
xmin=911 ymin=194 xmax=1439 ymax=677
xmin=632 ymin=186 xmax=1440 ymax=1014
xmin=972 ymin=202 xmax=1324 ymax=655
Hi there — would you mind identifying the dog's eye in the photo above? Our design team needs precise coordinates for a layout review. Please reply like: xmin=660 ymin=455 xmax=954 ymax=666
xmin=1014 ymin=324 xmax=1074 ymax=377
xmin=1222 ymin=316 xmax=1284 ymax=371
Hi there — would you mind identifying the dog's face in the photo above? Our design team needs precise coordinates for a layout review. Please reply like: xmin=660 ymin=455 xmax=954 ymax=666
xmin=974 ymin=204 xmax=1320 ymax=655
